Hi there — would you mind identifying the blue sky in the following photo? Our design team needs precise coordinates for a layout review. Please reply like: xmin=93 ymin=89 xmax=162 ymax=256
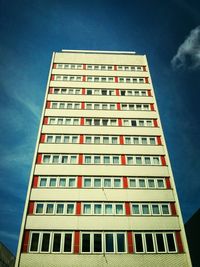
xmin=0 ymin=0 xmax=200 ymax=254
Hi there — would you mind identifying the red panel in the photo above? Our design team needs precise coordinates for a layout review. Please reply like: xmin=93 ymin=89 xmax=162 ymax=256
xmin=170 ymin=202 xmax=177 ymax=215
xmin=121 ymin=155 xmax=126 ymax=165
xmin=74 ymin=231 xmax=80 ymax=254
xmin=150 ymin=103 xmax=154 ymax=111
xmin=114 ymin=65 xmax=117 ymax=71
xmin=32 ymin=176 xmax=38 ymax=188
xmin=116 ymin=89 xmax=120 ymax=96
xmin=176 ymin=231 xmax=184 ymax=253
xmin=143 ymin=65 xmax=147 ymax=72
xmin=79 ymin=154 xmax=83 ymax=165
xmin=36 ymin=154 xmax=42 ymax=164
xmin=118 ymin=118 xmax=122 ymax=126
xmin=82 ymin=76 xmax=86 ymax=82
xmin=153 ymin=119 xmax=158 ymax=127
xmin=53 ymin=63 xmax=56 ymax=69
xmin=51 ymin=75 xmax=55 ymax=81
xmin=165 ymin=177 xmax=171 ymax=189
xmin=81 ymin=102 xmax=85 ymax=109
xmin=161 ymin=155 xmax=166 ymax=166
xmin=147 ymin=89 xmax=152 ymax=96
xmin=49 ymin=87 xmax=53 ymax=94
xmin=82 ymin=88 xmax=86 ymax=95
xmin=156 ymin=136 xmax=162 ymax=145
xmin=77 ymin=176 xmax=82 ymax=188
xmin=43 ymin=117 xmax=48 ymax=125
xmin=127 ymin=231 xmax=134 ymax=253
xmin=22 ymin=230 xmax=30 ymax=253
xmin=145 ymin=77 xmax=149 ymax=83
xmin=119 ymin=135 xmax=124 ymax=145
xmin=83 ymin=64 xmax=86 ymax=70
xmin=125 ymin=202 xmax=131 ymax=216
xmin=28 ymin=201 xmax=34 ymax=214
xmin=40 ymin=134 xmax=45 ymax=143
xmin=80 ymin=117 xmax=84 ymax=126
xmin=115 ymin=77 xmax=118 ymax=83
xmin=46 ymin=101 xmax=51 ymax=109
xmin=80 ymin=134 xmax=84 ymax=144
xmin=117 ymin=103 xmax=121 ymax=110
xmin=123 ymin=176 xmax=128 ymax=188
xmin=76 ymin=202 xmax=81 ymax=215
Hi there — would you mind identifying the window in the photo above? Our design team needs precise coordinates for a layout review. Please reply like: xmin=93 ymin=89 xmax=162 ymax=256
xmin=113 ymin=156 xmax=119 ymax=164
xmin=148 ymin=179 xmax=155 ymax=188
xmin=112 ymin=137 xmax=118 ymax=144
xmin=166 ymin=234 xmax=176 ymax=252
xmin=127 ymin=157 xmax=133 ymax=165
xmin=152 ymin=204 xmax=160 ymax=215
xmin=150 ymin=138 xmax=156 ymax=145
xmin=84 ymin=178 xmax=91 ymax=187
xmin=162 ymin=204 xmax=170 ymax=215
xmin=56 ymin=204 xmax=64 ymax=214
xmin=105 ymin=234 xmax=114 ymax=252
xmin=156 ymin=234 xmax=166 ymax=252
xmin=116 ymin=204 xmax=123 ymax=214
xmin=85 ymin=136 xmax=92 ymax=143
xmin=43 ymin=155 xmax=50 ymax=163
xmin=136 ymin=157 xmax=142 ymax=165
xmin=82 ymin=234 xmax=90 ymax=252
xmin=83 ymin=204 xmax=92 ymax=214
xmin=41 ymin=233 xmax=50 ymax=252
xmin=129 ymin=179 xmax=136 ymax=188
xmin=132 ymin=204 xmax=140 ymax=214
xmin=145 ymin=234 xmax=155 ymax=252
xmin=46 ymin=203 xmax=54 ymax=214
xmin=94 ymin=204 xmax=102 ymax=215
xmin=142 ymin=205 xmax=150 ymax=215
xmin=157 ymin=179 xmax=165 ymax=188
xmin=94 ymin=178 xmax=101 ymax=188
xmin=49 ymin=178 xmax=56 ymax=187
xmin=117 ymin=233 xmax=125 ymax=252
xmin=36 ymin=204 xmax=44 ymax=214
xmin=153 ymin=157 xmax=160 ymax=165
xmin=70 ymin=156 xmax=77 ymax=164
xmin=94 ymin=156 xmax=101 ymax=164
xmin=64 ymin=233 xmax=72 ymax=252
xmin=52 ymin=233 xmax=61 ymax=252
xmin=104 ymin=179 xmax=111 ymax=187
xmin=55 ymin=136 xmax=61 ymax=143
xmin=30 ymin=233 xmax=40 ymax=252
xmin=135 ymin=234 xmax=144 ymax=252
xmin=40 ymin=178 xmax=47 ymax=187
xmin=47 ymin=136 xmax=53 ymax=143
xmin=144 ymin=157 xmax=151 ymax=165
xmin=59 ymin=178 xmax=66 ymax=187
xmin=85 ymin=156 xmax=92 ymax=164
xmin=114 ymin=179 xmax=121 ymax=187
xmin=52 ymin=155 xmax=59 ymax=163
xmin=103 ymin=156 xmax=110 ymax=164
xmin=67 ymin=204 xmax=74 ymax=214
xmin=69 ymin=178 xmax=76 ymax=187
xmin=94 ymin=234 xmax=102 ymax=252
xmin=105 ymin=204 xmax=113 ymax=214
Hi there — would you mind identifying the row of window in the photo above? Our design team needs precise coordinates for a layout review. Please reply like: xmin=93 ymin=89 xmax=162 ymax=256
xmin=45 ymin=134 xmax=157 ymax=145
xmin=41 ymin=154 xmax=161 ymax=165
xmin=47 ymin=117 xmax=155 ymax=127
xmin=34 ymin=202 xmax=171 ymax=216
xmin=55 ymin=63 xmax=144 ymax=71
xmin=29 ymin=231 xmax=178 ymax=254
xmin=54 ymin=75 xmax=146 ymax=84
xmin=49 ymin=101 xmax=152 ymax=111
xmin=51 ymin=87 xmax=149 ymax=96
xmin=37 ymin=176 xmax=166 ymax=189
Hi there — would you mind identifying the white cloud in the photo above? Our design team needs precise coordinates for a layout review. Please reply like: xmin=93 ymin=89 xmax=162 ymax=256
xmin=171 ymin=25 xmax=200 ymax=69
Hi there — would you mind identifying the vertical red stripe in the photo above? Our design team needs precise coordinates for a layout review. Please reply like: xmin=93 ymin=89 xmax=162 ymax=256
xmin=161 ymin=155 xmax=166 ymax=166
xmin=46 ymin=101 xmax=51 ymax=109
xmin=145 ymin=77 xmax=149 ymax=83
xmin=82 ymin=88 xmax=86 ymax=95
xmin=119 ymin=135 xmax=124 ymax=145
xmin=80 ymin=134 xmax=84 ymax=144
xmin=32 ymin=176 xmax=38 ymax=188
xmin=121 ymin=155 xmax=126 ymax=165
xmin=170 ymin=203 xmax=177 ymax=215
xmin=36 ymin=154 xmax=42 ymax=164
xmin=76 ymin=202 xmax=81 ymax=215
xmin=49 ymin=87 xmax=53 ymax=94
xmin=118 ymin=118 xmax=122 ymax=126
xmin=125 ymin=202 xmax=131 ymax=216
xmin=123 ymin=176 xmax=128 ymax=188
xmin=81 ymin=102 xmax=85 ymax=109
xmin=114 ymin=65 xmax=117 ymax=71
xmin=53 ymin=63 xmax=56 ymax=69
xmin=28 ymin=201 xmax=34 ymax=214
xmin=43 ymin=117 xmax=48 ymax=125
xmin=127 ymin=231 xmax=134 ymax=253
xmin=116 ymin=89 xmax=120 ymax=96
xmin=82 ymin=76 xmax=86 ymax=82
xmin=156 ymin=136 xmax=162 ymax=145
xmin=74 ymin=231 xmax=80 ymax=254
xmin=80 ymin=118 xmax=84 ymax=126
xmin=78 ymin=154 xmax=83 ymax=165
xmin=40 ymin=134 xmax=45 ymax=143
xmin=83 ymin=64 xmax=86 ymax=70
xmin=153 ymin=119 xmax=158 ymax=127
xmin=77 ymin=176 xmax=82 ymax=188
xmin=143 ymin=66 xmax=147 ymax=71
xmin=176 ymin=232 xmax=184 ymax=253
xmin=51 ymin=75 xmax=55 ymax=81
xmin=22 ymin=230 xmax=30 ymax=253
xmin=115 ymin=77 xmax=118 ymax=83
xmin=117 ymin=103 xmax=121 ymax=110
xmin=150 ymin=103 xmax=154 ymax=111
xmin=165 ymin=177 xmax=171 ymax=189
xmin=147 ymin=89 xmax=152 ymax=96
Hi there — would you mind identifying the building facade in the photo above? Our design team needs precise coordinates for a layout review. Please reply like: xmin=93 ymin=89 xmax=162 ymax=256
xmin=15 ymin=50 xmax=191 ymax=267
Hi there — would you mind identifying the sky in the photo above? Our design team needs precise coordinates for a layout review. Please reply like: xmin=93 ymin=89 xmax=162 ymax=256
xmin=0 ymin=0 xmax=200 ymax=255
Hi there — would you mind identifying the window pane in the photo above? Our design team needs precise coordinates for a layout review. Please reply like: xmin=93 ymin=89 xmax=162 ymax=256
xmin=94 ymin=234 xmax=102 ymax=252
xmin=129 ymin=179 xmax=136 ymax=187
xmin=30 ymin=233 xmax=39 ymax=251
xmin=82 ymin=234 xmax=90 ymax=252
xmin=142 ymin=205 xmax=150 ymax=215
xmin=50 ymin=178 xmax=56 ymax=187
xmin=36 ymin=204 xmax=43 ymax=214
xmin=43 ymin=155 xmax=50 ymax=163
xmin=94 ymin=156 xmax=101 ymax=164
xmin=70 ymin=156 xmax=77 ymax=164
xmin=114 ymin=179 xmax=121 ymax=187
xmin=41 ymin=233 xmax=50 ymax=252
xmin=153 ymin=157 xmax=160 ymax=165
xmin=83 ymin=204 xmax=91 ymax=214
xmin=84 ymin=178 xmax=91 ymax=187
xmin=94 ymin=137 xmax=100 ymax=143
xmin=117 ymin=234 xmax=125 ymax=252
xmin=156 ymin=234 xmax=165 ymax=252
xmin=47 ymin=136 xmax=53 ymax=143
xmin=116 ymin=204 xmax=123 ymax=214
xmin=85 ymin=156 xmax=92 ymax=164
xmin=105 ymin=234 xmax=114 ymax=252
xmin=72 ymin=136 xmax=78 ymax=143
xmin=150 ymin=138 xmax=156 ymax=145
xmin=136 ymin=157 xmax=142 ymax=165
xmin=94 ymin=178 xmax=101 ymax=187
xmin=162 ymin=204 xmax=170 ymax=215
xmin=103 ymin=137 xmax=109 ymax=144
xmin=148 ymin=179 xmax=155 ymax=188
xmin=63 ymin=136 xmax=70 ymax=143
xmin=85 ymin=136 xmax=92 ymax=143
xmin=113 ymin=157 xmax=119 ymax=164
xmin=104 ymin=179 xmax=111 ymax=187
xmin=64 ymin=233 xmax=72 ymax=252
xmin=105 ymin=204 xmax=113 ymax=214
xmin=112 ymin=137 xmax=118 ymax=144
xmin=132 ymin=204 xmax=140 ymax=214
xmin=125 ymin=137 xmax=131 ymax=144
xmin=133 ymin=137 xmax=139 ymax=144
xmin=69 ymin=178 xmax=75 ymax=187
xmin=145 ymin=234 xmax=155 ymax=252
xmin=141 ymin=138 xmax=147 ymax=144
xmin=127 ymin=157 xmax=133 ymax=165
xmin=139 ymin=179 xmax=145 ymax=188
xmin=46 ymin=204 xmax=54 ymax=214
xmin=53 ymin=233 xmax=61 ymax=252
xmin=166 ymin=234 xmax=176 ymax=252
xmin=52 ymin=155 xmax=59 ymax=163
xmin=104 ymin=156 xmax=110 ymax=164
xmin=135 ymin=234 xmax=144 ymax=252
xmin=152 ymin=205 xmax=160 ymax=214
xmin=157 ymin=179 xmax=164 ymax=188
xmin=56 ymin=204 xmax=64 ymax=214
xmin=40 ymin=178 xmax=47 ymax=187
xmin=94 ymin=204 xmax=102 ymax=215
xmin=62 ymin=156 xmax=68 ymax=163
xmin=144 ymin=157 xmax=151 ymax=165
xmin=67 ymin=204 xmax=74 ymax=214
xmin=55 ymin=136 xmax=61 ymax=143
xmin=59 ymin=178 xmax=66 ymax=187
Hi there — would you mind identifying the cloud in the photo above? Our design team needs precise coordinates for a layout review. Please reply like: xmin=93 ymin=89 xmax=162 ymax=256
xmin=171 ymin=25 xmax=200 ymax=69
xmin=0 ymin=230 xmax=18 ymax=240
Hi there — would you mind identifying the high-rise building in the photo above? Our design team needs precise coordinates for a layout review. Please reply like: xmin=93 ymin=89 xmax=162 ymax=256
xmin=15 ymin=50 xmax=191 ymax=267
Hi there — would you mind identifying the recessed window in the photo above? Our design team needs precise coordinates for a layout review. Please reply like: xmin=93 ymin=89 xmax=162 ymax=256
xmin=64 ymin=234 xmax=72 ymax=252
xmin=41 ymin=233 xmax=50 ymax=252
xmin=105 ymin=234 xmax=114 ymax=252
xmin=94 ymin=234 xmax=102 ymax=252
xmin=52 ymin=233 xmax=61 ymax=252
xmin=82 ymin=234 xmax=91 ymax=252
xmin=30 ymin=233 xmax=40 ymax=252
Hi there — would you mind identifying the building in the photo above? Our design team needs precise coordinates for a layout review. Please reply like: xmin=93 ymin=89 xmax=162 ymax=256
xmin=15 ymin=50 xmax=191 ymax=267
xmin=0 ymin=241 xmax=15 ymax=267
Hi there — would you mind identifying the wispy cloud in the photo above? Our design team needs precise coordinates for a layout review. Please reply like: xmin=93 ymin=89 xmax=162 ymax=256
xmin=0 ymin=230 xmax=18 ymax=240
xmin=171 ymin=25 xmax=200 ymax=69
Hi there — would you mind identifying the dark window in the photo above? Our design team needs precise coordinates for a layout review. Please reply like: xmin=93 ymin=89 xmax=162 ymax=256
xmin=94 ymin=234 xmax=102 ymax=252
xmin=82 ymin=234 xmax=90 ymax=252
xmin=41 ymin=233 xmax=50 ymax=252
xmin=30 ymin=233 xmax=39 ymax=252
xmin=102 ymin=90 xmax=107 ymax=95
xmin=135 ymin=234 xmax=144 ymax=252
xmin=117 ymin=234 xmax=125 ymax=252
xmin=156 ymin=234 xmax=165 ymax=252
xmin=87 ymin=90 xmax=92 ymax=95
xmin=166 ymin=234 xmax=176 ymax=252
xmin=53 ymin=233 xmax=61 ymax=252
xmin=145 ymin=234 xmax=154 ymax=252
xmin=64 ymin=233 xmax=72 ymax=252
xmin=94 ymin=120 xmax=100 ymax=126
xmin=102 ymin=120 xmax=108 ymax=126
xmin=121 ymin=90 xmax=125 ymax=96
xmin=131 ymin=120 xmax=137 ymax=127
xmin=105 ymin=234 xmax=114 ymax=252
